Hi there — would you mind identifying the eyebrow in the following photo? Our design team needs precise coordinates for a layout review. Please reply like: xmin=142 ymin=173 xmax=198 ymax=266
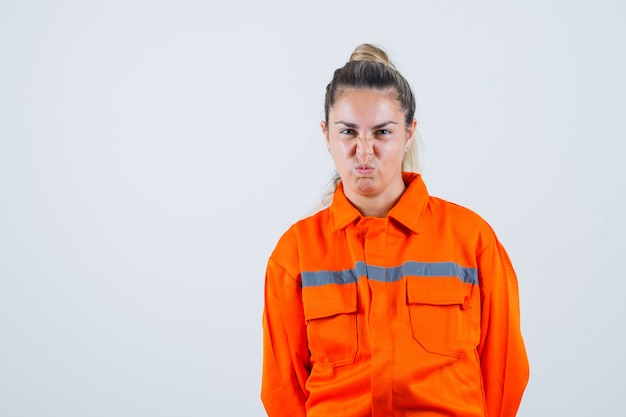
xmin=335 ymin=120 xmax=399 ymax=129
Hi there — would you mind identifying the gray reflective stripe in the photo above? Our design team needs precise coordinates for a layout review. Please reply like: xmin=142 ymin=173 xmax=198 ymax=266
xmin=301 ymin=268 xmax=358 ymax=287
xmin=301 ymin=261 xmax=477 ymax=287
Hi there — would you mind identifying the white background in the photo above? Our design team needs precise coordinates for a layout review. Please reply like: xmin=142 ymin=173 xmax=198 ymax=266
xmin=1 ymin=0 xmax=625 ymax=416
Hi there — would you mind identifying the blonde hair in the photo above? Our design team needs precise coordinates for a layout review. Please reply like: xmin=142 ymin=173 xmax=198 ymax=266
xmin=321 ymin=43 xmax=421 ymax=207
xmin=349 ymin=43 xmax=393 ymax=65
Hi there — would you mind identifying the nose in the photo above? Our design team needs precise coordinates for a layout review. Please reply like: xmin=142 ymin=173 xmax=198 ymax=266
xmin=356 ymin=137 xmax=373 ymax=163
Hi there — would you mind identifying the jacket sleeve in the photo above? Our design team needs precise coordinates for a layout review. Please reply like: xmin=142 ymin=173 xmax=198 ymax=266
xmin=477 ymin=237 xmax=530 ymax=417
xmin=261 ymin=258 xmax=310 ymax=417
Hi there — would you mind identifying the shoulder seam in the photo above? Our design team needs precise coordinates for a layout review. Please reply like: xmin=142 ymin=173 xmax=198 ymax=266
xmin=268 ymin=256 xmax=299 ymax=283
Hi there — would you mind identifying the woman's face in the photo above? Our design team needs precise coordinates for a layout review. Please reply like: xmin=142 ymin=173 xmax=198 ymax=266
xmin=322 ymin=88 xmax=416 ymax=207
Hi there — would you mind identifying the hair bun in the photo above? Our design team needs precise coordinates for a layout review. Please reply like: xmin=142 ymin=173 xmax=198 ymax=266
xmin=349 ymin=43 xmax=395 ymax=68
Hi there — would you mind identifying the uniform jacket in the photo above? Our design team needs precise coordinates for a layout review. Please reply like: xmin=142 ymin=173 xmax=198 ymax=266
xmin=262 ymin=172 xmax=529 ymax=417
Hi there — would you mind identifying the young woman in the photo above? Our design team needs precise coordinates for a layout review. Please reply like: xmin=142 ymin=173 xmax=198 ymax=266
xmin=261 ymin=44 xmax=529 ymax=417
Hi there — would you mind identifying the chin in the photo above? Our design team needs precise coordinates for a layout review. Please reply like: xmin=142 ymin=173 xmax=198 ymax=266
xmin=353 ymin=179 xmax=378 ymax=194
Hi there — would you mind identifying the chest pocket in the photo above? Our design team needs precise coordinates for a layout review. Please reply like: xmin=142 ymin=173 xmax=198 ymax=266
xmin=302 ymin=283 xmax=358 ymax=367
xmin=407 ymin=276 xmax=478 ymax=358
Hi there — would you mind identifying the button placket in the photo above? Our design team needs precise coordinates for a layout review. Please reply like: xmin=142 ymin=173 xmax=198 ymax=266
xmin=365 ymin=218 xmax=394 ymax=416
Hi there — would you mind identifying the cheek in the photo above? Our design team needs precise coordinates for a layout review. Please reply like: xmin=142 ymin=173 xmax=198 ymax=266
xmin=374 ymin=145 xmax=405 ymax=165
xmin=372 ymin=143 xmax=391 ymax=157
xmin=380 ymin=141 xmax=405 ymax=156
xmin=335 ymin=141 xmax=356 ymax=156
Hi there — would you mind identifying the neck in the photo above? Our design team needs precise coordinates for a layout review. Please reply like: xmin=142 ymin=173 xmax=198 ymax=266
xmin=346 ymin=182 xmax=406 ymax=218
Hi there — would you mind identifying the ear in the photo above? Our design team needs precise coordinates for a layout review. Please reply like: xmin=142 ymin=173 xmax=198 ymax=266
xmin=405 ymin=118 xmax=418 ymax=150
xmin=320 ymin=121 xmax=330 ymax=150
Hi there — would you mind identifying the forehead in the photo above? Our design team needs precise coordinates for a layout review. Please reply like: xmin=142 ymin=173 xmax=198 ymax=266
xmin=330 ymin=88 xmax=403 ymax=120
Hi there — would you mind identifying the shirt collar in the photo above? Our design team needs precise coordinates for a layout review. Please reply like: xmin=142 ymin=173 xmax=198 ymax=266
xmin=329 ymin=172 xmax=429 ymax=233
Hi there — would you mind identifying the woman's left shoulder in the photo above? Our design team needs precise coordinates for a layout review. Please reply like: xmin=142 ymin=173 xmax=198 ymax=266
xmin=428 ymin=196 xmax=497 ymax=237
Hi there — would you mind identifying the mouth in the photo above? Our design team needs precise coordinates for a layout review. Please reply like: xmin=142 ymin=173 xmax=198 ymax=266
xmin=356 ymin=165 xmax=374 ymax=176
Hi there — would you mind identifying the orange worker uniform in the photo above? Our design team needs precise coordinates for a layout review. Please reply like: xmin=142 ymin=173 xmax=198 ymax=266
xmin=262 ymin=172 xmax=529 ymax=417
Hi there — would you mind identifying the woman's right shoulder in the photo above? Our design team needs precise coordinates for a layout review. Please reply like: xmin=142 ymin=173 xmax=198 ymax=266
xmin=269 ymin=208 xmax=331 ymax=271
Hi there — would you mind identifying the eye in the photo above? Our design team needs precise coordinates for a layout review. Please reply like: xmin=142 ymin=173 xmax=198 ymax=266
xmin=376 ymin=129 xmax=392 ymax=136
xmin=339 ymin=128 xmax=357 ymax=136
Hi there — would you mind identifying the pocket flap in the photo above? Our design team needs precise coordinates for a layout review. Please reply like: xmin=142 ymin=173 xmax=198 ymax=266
xmin=407 ymin=276 xmax=470 ymax=308
xmin=302 ymin=283 xmax=357 ymax=320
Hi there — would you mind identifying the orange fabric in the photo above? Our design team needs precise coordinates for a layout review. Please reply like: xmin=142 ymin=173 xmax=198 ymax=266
xmin=262 ymin=173 xmax=529 ymax=417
